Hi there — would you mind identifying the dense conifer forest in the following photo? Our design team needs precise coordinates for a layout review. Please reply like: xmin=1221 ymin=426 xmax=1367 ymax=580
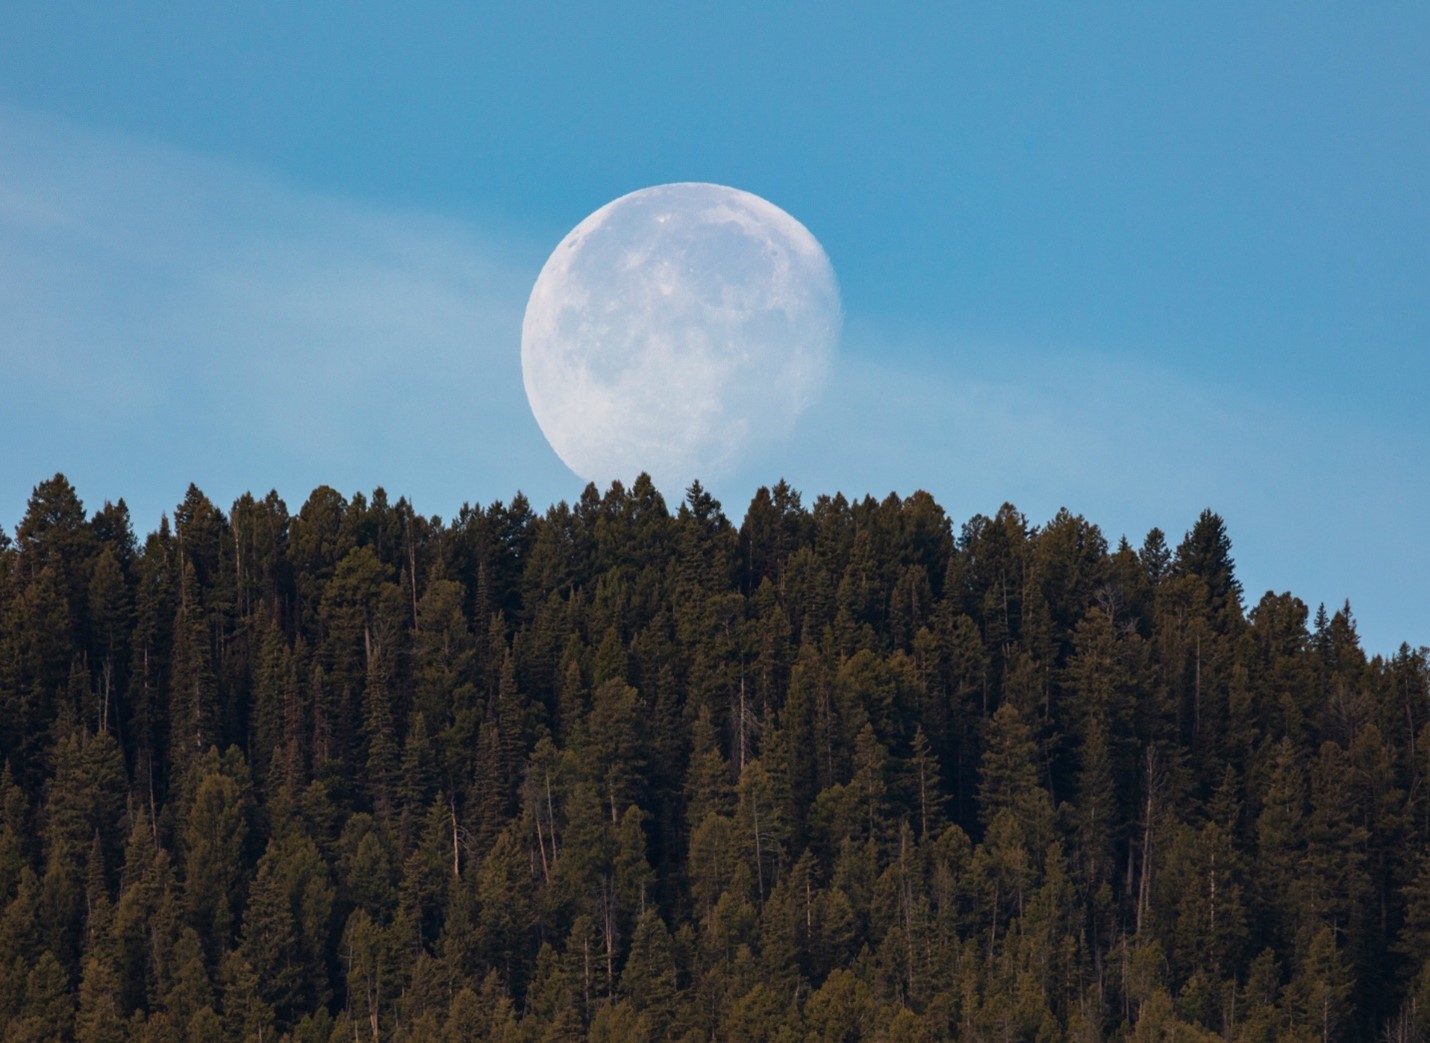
xmin=0 ymin=472 xmax=1427 ymax=1041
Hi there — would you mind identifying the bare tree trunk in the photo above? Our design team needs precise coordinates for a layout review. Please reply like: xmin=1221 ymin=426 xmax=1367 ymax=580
xmin=805 ymin=863 xmax=813 ymax=931
xmin=737 ymin=676 xmax=747 ymax=773
xmin=1136 ymin=748 xmax=1159 ymax=935
xmin=535 ymin=817 xmax=551 ymax=885
xmin=752 ymin=793 xmax=764 ymax=900
xmin=602 ymin=884 xmax=616 ymax=997
xmin=582 ymin=930 xmax=592 ymax=1021
xmin=450 ymin=799 xmax=460 ymax=878
xmin=989 ymin=879 xmax=1000 ymax=959
xmin=1208 ymin=850 xmax=1217 ymax=935
xmin=545 ymin=770 xmax=559 ymax=864
xmin=100 ymin=659 xmax=112 ymax=734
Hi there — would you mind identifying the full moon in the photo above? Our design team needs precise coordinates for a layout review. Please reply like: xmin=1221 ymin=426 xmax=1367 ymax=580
xmin=521 ymin=182 xmax=841 ymax=491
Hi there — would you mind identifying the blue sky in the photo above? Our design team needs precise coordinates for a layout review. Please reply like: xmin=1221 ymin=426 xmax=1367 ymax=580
xmin=1 ymin=3 xmax=1427 ymax=653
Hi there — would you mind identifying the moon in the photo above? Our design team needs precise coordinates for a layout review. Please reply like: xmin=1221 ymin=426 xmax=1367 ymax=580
xmin=521 ymin=182 xmax=841 ymax=492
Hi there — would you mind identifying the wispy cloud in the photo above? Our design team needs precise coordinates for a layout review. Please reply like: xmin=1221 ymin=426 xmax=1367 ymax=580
xmin=0 ymin=106 xmax=567 ymax=531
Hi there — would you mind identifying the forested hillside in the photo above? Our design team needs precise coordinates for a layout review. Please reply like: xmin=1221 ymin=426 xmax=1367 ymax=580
xmin=0 ymin=472 xmax=1427 ymax=1041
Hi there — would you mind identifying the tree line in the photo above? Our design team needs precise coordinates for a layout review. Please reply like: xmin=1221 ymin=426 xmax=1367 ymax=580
xmin=0 ymin=472 xmax=1427 ymax=1041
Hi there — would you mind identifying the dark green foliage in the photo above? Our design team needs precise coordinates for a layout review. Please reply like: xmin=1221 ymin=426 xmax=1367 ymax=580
xmin=0 ymin=473 xmax=1422 ymax=1040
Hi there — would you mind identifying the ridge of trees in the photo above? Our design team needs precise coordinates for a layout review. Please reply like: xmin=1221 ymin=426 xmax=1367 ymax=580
xmin=0 ymin=471 xmax=1426 ymax=1041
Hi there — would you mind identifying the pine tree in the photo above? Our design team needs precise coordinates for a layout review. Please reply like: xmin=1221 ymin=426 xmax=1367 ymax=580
xmin=619 ymin=907 xmax=678 ymax=1035
xmin=180 ymin=752 xmax=249 ymax=961
xmin=1289 ymin=924 xmax=1353 ymax=1042
xmin=1174 ymin=510 xmax=1243 ymax=621
xmin=474 ymin=824 xmax=536 ymax=995
xmin=362 ymin=641 xmax=399 ymax=818
xmin=239 ymin=830 xmax=333 ymax=1027
xmin=86 ymin=543 xmax=131 ymax=737
xmin=0 ymin=765 xmax=28 ymax=906
xmin=168 ymin=561 xmax=219 ymax=782
xmin=221 ymin=947 xmax=276 ymax=1041
xmin=584 ymin=678 xmax=644 ymax=825
xmin=12 ymin=950 xmax=74 ymax=1042
xmin=1254 ymin=735 xmax=1306 ymax=952
xmin=74 ymin=837 xmax=124 ymax=1043
xmin=343 ymin=909 xmax=395 ymax=1043
xmin=977 ymin=702 xmax=1053 ymax=855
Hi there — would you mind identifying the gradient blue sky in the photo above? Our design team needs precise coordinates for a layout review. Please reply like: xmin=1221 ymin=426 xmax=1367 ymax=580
xmin=1 ymin=3 xmax=1427 ymax=652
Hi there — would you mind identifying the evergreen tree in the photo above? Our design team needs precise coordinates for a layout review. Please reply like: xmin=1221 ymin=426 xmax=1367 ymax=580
xmin=1174 ymin=509 xmax=1243 ymax=623
xmin=0 ymin=476 xmax=1427 ymax=1036
xmin=180 ymin=751 xmax=249 ymax=962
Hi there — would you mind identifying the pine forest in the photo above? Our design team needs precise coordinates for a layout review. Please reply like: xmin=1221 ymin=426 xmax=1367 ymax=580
xmin=2 ymin=472 xmax=1429 ymax=1042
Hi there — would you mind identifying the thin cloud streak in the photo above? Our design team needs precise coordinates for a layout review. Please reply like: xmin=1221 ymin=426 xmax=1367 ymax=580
xmin=0 ymin=106 xmax=569 ymax=530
